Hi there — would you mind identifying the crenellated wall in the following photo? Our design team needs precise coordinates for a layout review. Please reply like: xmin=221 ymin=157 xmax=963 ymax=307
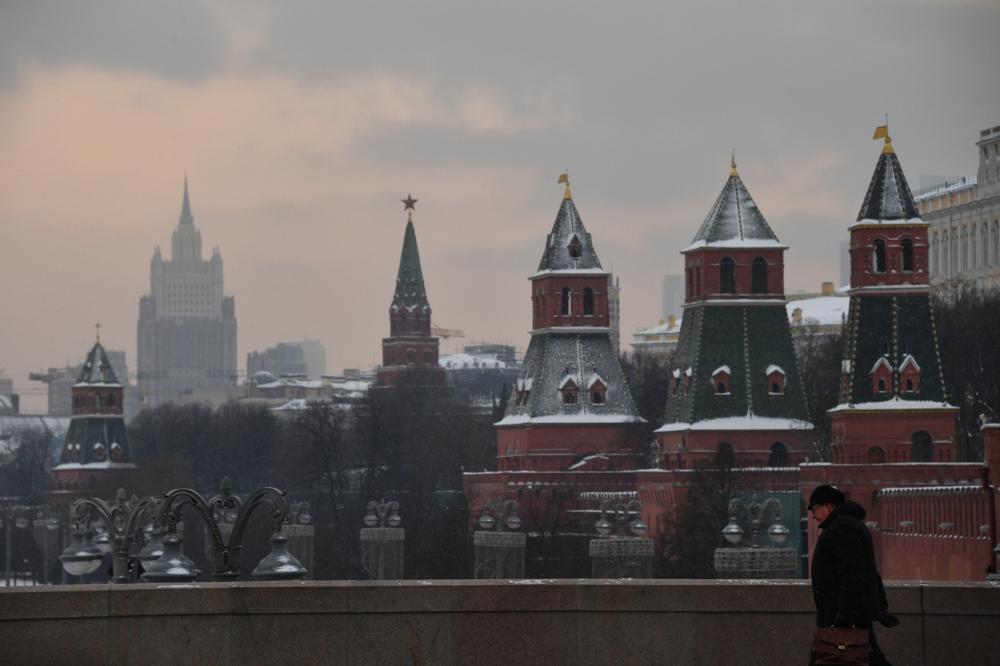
xmin=1 ymin=580 xmax=998 ymax=665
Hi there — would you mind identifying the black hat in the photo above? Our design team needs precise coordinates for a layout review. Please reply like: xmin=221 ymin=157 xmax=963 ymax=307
xmin=808 ymin=485 xmax=845 ymax=510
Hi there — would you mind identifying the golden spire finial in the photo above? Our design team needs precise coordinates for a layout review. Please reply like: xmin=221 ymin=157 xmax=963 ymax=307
xmin=95 ymin=322 xmax=101 ymax=345
xmin=558 ymin=171 xmax=572 ymax=200
xmin=730 ymin=149 xmax=738 ymax=177
xmin=873 ymin=116 xmax=893 ymax=154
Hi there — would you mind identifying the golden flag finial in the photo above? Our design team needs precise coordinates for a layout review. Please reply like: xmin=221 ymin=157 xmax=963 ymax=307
xmin=730 ymin=149 xmax=738 ymax=177
xmin=558 ymin=171 xmax=572 ymax=200
xmin=873 ymin=118 xmax=893 ymax=154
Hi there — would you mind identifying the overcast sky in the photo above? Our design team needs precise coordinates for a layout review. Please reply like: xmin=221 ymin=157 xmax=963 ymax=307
xmin=1 ymin=1 xmax=998 ymax=411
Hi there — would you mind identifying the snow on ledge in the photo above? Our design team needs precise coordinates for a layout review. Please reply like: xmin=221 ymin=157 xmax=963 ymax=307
xmin=52 ymin=462 xmax=139 ymax=470
xmin=530 ymin=267 xmax=609 ymax=279
xmin=828 ymin=398 xmax=957 ymax=413
xmin=683 ymin=239 xmax=787 ymax=253
xmin=656 ymin=415 xmax=814 ymax=433
xmin=852 ymin=218 xmax=926 ymax=227
xmin=496 ymin=414 xmax=644 ymax=427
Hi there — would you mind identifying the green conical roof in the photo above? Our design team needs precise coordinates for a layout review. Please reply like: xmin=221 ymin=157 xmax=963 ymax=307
xmin=391 ymin=220 xmax=430 ymax=311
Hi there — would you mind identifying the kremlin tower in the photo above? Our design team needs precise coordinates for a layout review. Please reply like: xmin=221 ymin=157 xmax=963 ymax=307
xmin=376 ymin=195 xmax=445 ymax=388
xmin=656 ymin=158 xmax=813 ymax=468
xmin=828 ymin=126 xmax=958 ymax=463
xmin=50 ymin=332 xmax=138 ymax=501
xmin=494 ymin=175 xmax=643 ymax=472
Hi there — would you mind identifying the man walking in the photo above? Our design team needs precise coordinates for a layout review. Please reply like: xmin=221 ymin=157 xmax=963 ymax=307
xmin=808 ymin=484 xmax=893 ymax=665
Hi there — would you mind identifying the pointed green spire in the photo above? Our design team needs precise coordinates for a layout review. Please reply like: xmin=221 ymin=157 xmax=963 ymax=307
xmin=392 ymin=220 xmax=429 ymax=310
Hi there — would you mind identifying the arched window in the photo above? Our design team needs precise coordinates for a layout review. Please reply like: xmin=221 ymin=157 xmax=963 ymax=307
xmin=867 ymin=447 xmax=886 ymax=464
xmin=901 ymin=238 xmax=914 ymax=272
xmin=715 ymin=442 xmax=735 ymax=468
xmin=877 ymin=378 xmax=886 ymax=393
xmin=561 ymin=287 xmax=572 ymax=315
xmin=720 ymin=257 xmax=736 ymax=294
xmin=583 ymin=287 xmax=595 ymax=315
xmin=873 ymin=240 xmax=886 ymax=273
xmin=106 ymin=393 xmax=115 ymax=407
xmin=768 ymin=442 xmax=789 ymax=467
xmin=751 ymin=257 xmax=768 ymax=294
xmin=911 ymin=431 xmax=933 ymax=462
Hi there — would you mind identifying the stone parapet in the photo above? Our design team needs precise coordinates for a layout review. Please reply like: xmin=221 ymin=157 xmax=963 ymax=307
xmin=1 ymin=580 xmax=998 ymax=665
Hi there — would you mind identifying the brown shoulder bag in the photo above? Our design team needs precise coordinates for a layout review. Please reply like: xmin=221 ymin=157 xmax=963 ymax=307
xmin=813 ymin=627 xmax=869 ymax=665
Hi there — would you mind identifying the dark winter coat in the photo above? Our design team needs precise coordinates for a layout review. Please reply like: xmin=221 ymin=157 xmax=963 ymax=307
xmin=810 ymin=505 xmax=878 ymax=628
xmin=838 ymin=500 xmax=899 ymax=629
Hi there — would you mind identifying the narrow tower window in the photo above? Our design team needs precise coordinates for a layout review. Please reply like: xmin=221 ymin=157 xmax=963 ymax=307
xmin=873 ymin=239 xmax=886 ymax=273
xmin=751 ymin=257 xmax=768 ymax=294
xmin=720 ymin=257 xmax=736 ymax=294
xmin=768 ymin=442 xmax=789 ymax=467
xmin=560 ymin=287 xmax=572 ymax=315
xmin=901 ymin=238 xmax=914 ymax=272
xmin=583 ymin=287 xmax=595 ymax=315
xmin=911 ymin=431 xmax=932 ymax=462
xmin=568 ymin=236 xmax=582 ymax=258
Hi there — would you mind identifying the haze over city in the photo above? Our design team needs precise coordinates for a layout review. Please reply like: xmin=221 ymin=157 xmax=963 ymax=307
xmin=1 ymin=0 xmax=998 ymax=412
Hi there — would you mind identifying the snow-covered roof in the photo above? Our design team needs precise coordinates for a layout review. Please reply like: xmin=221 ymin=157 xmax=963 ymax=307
xmin=899 ymin=354 xmax=921 ymax=372
xmin=712 ymin=365 xmax=731 ymax=377
xmin=587 ymin=374 xmax=606 ymax=389
xmin=51 ymin=461 xmax=138 ymax=470
xmin=655 ymin=415 xmax=814 ymax=433
xmin=439 ymin=352 xmax=506 ymax=369
xmin=635 ymin=318 xmax=683 ymax=336
xmin=765 ymin=364 xmax=785 ymax=377
xmin=856 ymin=147 xmax=921 ymax=222
xmin=536 ymin=195 xmax=603 ymax=273
xmin=688 ymin=171 xmax=781 ymax=248
xmin=787 ymin=295 xmax=849 ymax=327
xmin=683 ymin=238 xmax=786 ymax=253
xmin=496 ymin=414 xmax=645 ymax=427
xmin=559 ymin=374 xmax=580 ymax=390
xmin=913 ymin=176 xmax=976 ymax=202
xmin=75 ymin=342 xmax=121 ymax=386
xmin=871 ymin=357 xmax=893 ymax=374
xmin=530 ymin=267 xmax=609 ymax=279
xmin=829 ymin=398 xmax=957 ymax=413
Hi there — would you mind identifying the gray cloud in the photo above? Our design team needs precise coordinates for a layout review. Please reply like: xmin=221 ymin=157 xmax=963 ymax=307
xmin=0 ymin=0 xmax=227 ymax=89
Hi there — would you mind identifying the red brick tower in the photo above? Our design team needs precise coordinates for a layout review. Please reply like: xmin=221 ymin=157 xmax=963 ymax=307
xmin=376 ymin=195 xmax=445 ymax=388
xmin=495 ymin=176 xmax=643 ymax=472
xmin=656 ymin=157 xmax=814 ymax=468
xmin=50 ymin=333 xmax=138 ymax=500
xmin=829 ymin=127 xmax=958 ymax=463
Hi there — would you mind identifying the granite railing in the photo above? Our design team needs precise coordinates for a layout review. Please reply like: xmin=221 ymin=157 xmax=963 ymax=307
xmin=1 ymin=579 xmax=998 ymax=665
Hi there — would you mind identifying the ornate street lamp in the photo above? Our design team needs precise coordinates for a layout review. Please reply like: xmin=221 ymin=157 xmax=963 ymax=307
xmin=58 ymin=525 xmax=104 ymax=579
xmin=62 ymin=489 xmax=161 ymax=583
xmin=474 ymin=500 xmax=525 ymax=579
xmin=589 ymin=498 xmax=653 ymax=579
xmin=143 ymin=477 xmax=306 ymax=583
xmin=360 ymin=498 xmax=404 ymax=580
xmin=715 ymin=496 xmax=797 ymax=579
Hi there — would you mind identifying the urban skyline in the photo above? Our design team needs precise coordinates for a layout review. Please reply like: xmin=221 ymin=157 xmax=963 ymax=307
xmin=1 ymin=1 xmax=998 ymax=413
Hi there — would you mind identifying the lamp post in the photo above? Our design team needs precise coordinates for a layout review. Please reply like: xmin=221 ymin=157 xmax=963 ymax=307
xmin=61 ymin=489 xmax=160 ymax=583
xmin=142 ymin=477 xmax=306 ymax=583
xmin=31 ymin=509 xmax=61 ymax=585
xmin=473 ymin=500 xmax=525 ymax=579
xmin=714 ymin=496 xmax=797 ymax=579
xmin=589 ymin=499 xmax=653 ymax=579
xmin=2 ymin=500 xmax=31 ymax=587
xmin=360 ymin=498 xmax=404 ymax=580
xmin=282 ymin=500 xmax=315 ymax=577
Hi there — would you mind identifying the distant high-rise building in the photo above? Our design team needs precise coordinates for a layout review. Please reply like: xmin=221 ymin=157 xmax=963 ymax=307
xmin=247 ymin=343 xmax=308 ymax=379
xmin=661 ymin=274 xmax=683 ymax=319
xmin=137 ymin=178 xmax=237 ymax=408
xmin=289 ymin=339 xmax=327 ymax=379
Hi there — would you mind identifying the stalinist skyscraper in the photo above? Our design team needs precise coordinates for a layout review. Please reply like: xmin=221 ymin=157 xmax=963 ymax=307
xmin=137 ymin=178 xmax=237 ymax=408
